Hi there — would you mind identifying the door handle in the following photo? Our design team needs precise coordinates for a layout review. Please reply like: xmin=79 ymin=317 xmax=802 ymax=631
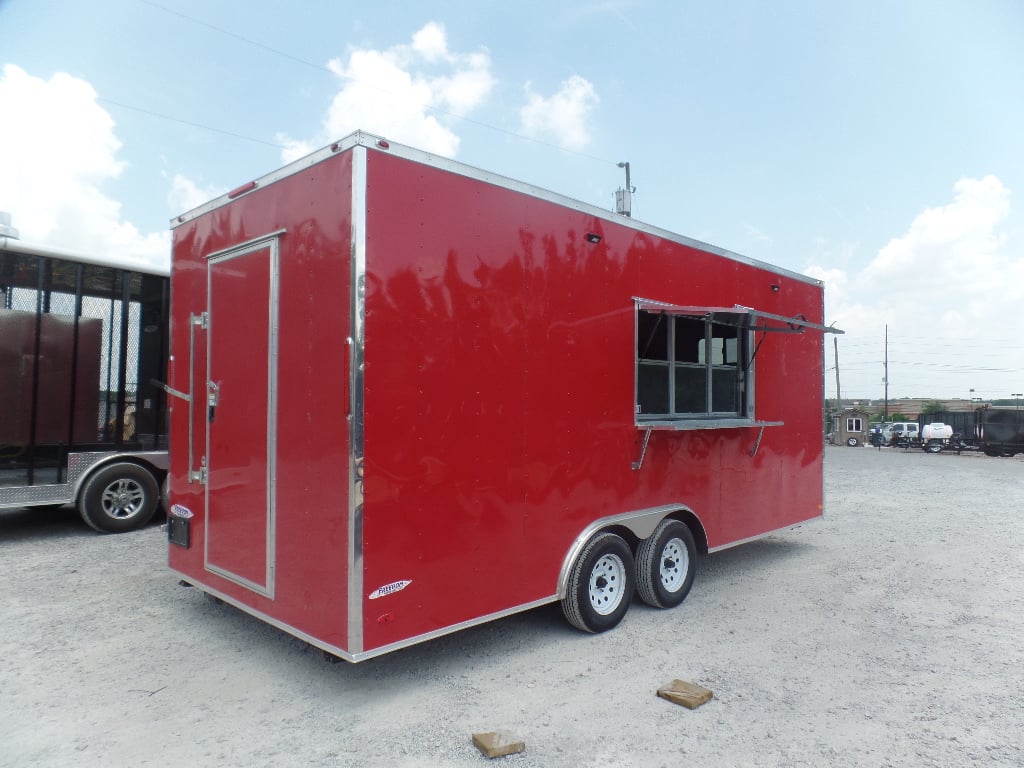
xmin=208 ymin=381 xmax=220 ymax=423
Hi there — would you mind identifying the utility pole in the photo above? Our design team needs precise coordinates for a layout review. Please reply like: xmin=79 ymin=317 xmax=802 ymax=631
xmin=615 ymin=162 xmax=633 ymax=217
xmin=883 ymin=324 xmax=889 ymax=421
xmin=834 ymin=336 xmax=841 ymax=403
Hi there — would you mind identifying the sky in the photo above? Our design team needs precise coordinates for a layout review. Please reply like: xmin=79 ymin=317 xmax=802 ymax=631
xmin=1 ymin=0 xmax=1022 ymax=402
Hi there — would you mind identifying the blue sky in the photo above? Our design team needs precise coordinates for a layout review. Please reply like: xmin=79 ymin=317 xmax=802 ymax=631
xmin=1 ymin=0 xmax=1022 ymax=401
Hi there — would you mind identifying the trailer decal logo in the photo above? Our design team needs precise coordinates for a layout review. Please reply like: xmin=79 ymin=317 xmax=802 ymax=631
xmin=368 ymin=580 xmax=412 ymax=600
xmin=170 ymin=504 xmax=194 ymax=519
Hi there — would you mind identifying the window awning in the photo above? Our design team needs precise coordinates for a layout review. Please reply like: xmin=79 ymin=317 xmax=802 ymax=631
xmin=634 ymin=298 xmax=843 ymax=334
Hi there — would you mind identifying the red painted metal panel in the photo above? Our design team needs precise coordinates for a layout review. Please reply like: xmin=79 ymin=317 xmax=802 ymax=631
xmin=358 ymin=150 xmax=824 ymax=652
xmin=169 ymin=138 xmax=825 ymax=659
xmin=205 ymin=246 xmax=273 ymax=590
xmin=168 ymin=150 xmax=353 ymax=651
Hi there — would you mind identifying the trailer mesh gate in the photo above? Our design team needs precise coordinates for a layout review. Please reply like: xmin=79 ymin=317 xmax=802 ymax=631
xmin=0 ymin=251 xmax=167 ymax=487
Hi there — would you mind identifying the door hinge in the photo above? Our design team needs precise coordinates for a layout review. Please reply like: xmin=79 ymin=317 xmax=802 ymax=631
xmin=191 ymin=311 xmax=209 ymax=330
xmin=189 ymin=457 xmax=208 ymax=485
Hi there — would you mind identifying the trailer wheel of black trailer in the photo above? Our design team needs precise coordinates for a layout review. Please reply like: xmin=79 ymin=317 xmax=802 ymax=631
xmin=635 ymin=519 xmax=697 ymax=609
xmin=78 ymin=462 xmax=161 ymax=533
xmin=562 ymin=532 xmax=636 ymax=633
xmin=925 ymin=440 xmax=944 ymax=453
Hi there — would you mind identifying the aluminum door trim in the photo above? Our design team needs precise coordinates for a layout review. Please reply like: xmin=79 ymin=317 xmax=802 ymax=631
xmin=203 ymin=233 xmax=281 ymax=599
xmin=203 ymin=229 xmax=287 ymax=261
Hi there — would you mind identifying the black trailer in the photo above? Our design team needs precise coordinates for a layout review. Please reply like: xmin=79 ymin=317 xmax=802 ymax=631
xmin=916 ymin=410 xmax=979 ymax=452
xmin=977 ymin=407 xmax=1024 ymax=457
xmin=0 ymin=237 xmax=168 ymax=532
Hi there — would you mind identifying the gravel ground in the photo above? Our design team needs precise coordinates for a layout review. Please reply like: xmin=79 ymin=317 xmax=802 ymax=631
xmin=2 ymin=446 xmax=1022 ymax=768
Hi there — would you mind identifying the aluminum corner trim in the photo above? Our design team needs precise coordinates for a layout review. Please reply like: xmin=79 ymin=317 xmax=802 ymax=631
xmin=347 ymin=145 xmax=368 ymax=654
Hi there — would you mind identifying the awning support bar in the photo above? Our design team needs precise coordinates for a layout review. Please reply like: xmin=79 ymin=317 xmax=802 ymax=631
xmin=632 ymin=427 xmax=653 ymax=471
xmin=750 ymin=425 xmax=767 ymax=457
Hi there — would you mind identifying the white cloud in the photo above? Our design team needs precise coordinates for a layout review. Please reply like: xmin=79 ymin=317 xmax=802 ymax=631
xmin=168 ymin=173 xmax=222 ymax=216
xmin=519 ymin=75 xmax=599 ymax=151
xmin=741 ymin=222 xmax=773 ymax=246
xmin=411 ymin=21 xmax=448 ymax=62
xmin=276 ymin=136 xmax=315 ymax=163
xmin=0 ymin=65 xmax=168 ymax=271
xmin=807 ymin=176 xmax=1022 ymax=399
xmin=861 ymin=175 xmax=1011 ymax=290
xmin=805 ymin=264 xmax=849 ymax=312
xmin=280 ymin=22 xmax=495 ymax=162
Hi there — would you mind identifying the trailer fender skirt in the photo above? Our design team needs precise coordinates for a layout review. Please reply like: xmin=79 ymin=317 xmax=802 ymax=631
xmin=556 ymin=504 xmax=703 ymax=598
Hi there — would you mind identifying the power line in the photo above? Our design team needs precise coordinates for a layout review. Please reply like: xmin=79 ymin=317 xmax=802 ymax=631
xmin=134 ymin=0 xmax=619 ymax=168
xmin=98 ymin=97 xmax=287 ymax=149
xmin=138 ymin=0 xmax=333 ymax=75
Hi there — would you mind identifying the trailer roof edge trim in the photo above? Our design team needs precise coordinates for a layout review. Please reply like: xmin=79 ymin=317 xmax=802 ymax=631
xmin=0 ymin=235 xmax=170 ymax=277
xmin=170 ymin=130 xmax=822 ymax=288
xmin=169 ymin=131 xmax=368 ymax=229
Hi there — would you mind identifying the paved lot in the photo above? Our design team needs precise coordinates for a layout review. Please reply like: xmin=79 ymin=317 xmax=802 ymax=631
xmin=2 ymin=446 xmax=1022 ymax=767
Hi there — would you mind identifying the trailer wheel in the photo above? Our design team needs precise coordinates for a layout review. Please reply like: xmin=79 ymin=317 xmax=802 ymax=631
xmin=846 ymin=436 xmax=859 ymax=447
xmin=925 ymin=440 xmax=943 ymax=454
xmin=562 ymin=532 xmax=635 ymax=633
xmin=78 ymin=462 xmax=159 ymax=534
xmin=635 ymin=519 xmax=697 ymax=609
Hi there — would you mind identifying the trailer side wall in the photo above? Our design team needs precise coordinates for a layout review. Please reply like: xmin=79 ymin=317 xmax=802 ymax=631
xmin=359 ymin=149 xmax=825 ymax=651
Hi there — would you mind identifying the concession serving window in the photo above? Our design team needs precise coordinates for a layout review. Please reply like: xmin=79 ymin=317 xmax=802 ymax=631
xmin=630 ymin=298 xmax=841 ymax=467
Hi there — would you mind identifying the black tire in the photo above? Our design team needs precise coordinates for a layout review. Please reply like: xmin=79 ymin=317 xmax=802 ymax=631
xmin=78 ymin=462 xmax=159 ymax=533
xmin=161 ymin=474 xmax=170 ymax=513
xmin=846 ymin=437 xmax=859 ymax=447
xmin=562 ymin=532 xmax=635 ymax=633
xmin=925 ymin=440 xmax=943 ymax=454
xmin=635 ymin=519 xmax=697 ymax=609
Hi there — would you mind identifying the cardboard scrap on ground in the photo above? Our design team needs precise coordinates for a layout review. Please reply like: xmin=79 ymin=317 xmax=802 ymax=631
xmin=657 ymin=679 xmax=714 ymax=709
xmin=471 ymin=731 xmax=525 ymax=759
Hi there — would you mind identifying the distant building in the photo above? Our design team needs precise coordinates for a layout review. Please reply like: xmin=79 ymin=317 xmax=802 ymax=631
xmin=827 ymin=398 xmax=983 ymax=421
xmin=832 ymin=408 xmax=870 ymax=446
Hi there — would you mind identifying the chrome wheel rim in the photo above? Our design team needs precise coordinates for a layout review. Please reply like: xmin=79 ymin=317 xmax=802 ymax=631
xmin=589 ymin=553 xmax=627 ymax=615
xmin=100 ymin=479 xmax=145 ymax=520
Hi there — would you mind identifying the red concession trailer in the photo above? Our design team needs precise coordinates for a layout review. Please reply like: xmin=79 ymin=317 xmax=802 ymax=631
xmin=167 ymin=131 xmax=839 ymax=661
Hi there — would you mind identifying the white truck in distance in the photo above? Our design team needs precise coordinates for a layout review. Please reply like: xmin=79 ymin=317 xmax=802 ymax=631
xmin=879 ymin=422 xmax=919 ymax=446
